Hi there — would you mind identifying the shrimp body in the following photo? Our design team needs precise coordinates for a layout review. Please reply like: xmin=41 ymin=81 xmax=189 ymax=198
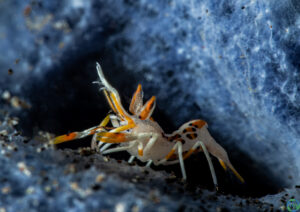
xmin=52 ymin=62 xmax=244 ymax=188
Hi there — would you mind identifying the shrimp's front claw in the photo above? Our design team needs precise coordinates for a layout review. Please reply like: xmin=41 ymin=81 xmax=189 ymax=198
xmin=52 ymin=125 xmax=109 ymax=145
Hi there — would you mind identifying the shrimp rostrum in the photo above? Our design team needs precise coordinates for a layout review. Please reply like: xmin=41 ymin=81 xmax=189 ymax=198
xmin=52 ymin=62 xmax=244 ymax=188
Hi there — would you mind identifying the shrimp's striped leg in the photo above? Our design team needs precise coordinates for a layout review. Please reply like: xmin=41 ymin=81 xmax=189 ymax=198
xmin=102 ymin=141 xmax=136 ymax=154
xmin=218 ymin=158 xmax=245 ymax=183
xmin=95 ymin=121 xmax=136 ymax=148
xmin=98 ymin=132 xmax=157 ymax=157
xmin=158 ymin=140 xmax=217 ymax=188
xmin=91 ymin=114 xmax=120 ymax=151
xmin=218 ymin=159 xmax=227 ymax=171
xmin=157 ymin=142 xmax=180 ymax=165
xmin=157 ymin=142 xmax=187 ymax=180
xmin=183 ymin=142 xmax=202 ymax=160
xmin=97 ymin=132 xmax=133 ymax=143
xmin=164 ymin=140 xmax=217 ymax=188
xmin=221 ymin=160 xmax=245 ymax=183
xmin=52 ymin=115 xmax=111 ymax=145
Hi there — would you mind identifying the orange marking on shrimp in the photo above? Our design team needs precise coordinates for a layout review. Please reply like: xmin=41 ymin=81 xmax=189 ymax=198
xmin=167 ymin=134 xmax=181 ymax=142
xmin=186 ymin=133 xmax=197 ymax=140
xmin=53 ymin=132 xmax=77 ymax=145
xmin=103 ymin=90 xmax=118 ymax=114
xmin=192 ymin=120 xmax=207 ymax=129
xmin=184 ymin=127 xmax=196 ymax=133
xmin=138 ymin=148 xmax=143 ymax=156
xmin=219 ymin=159 xmax=227 ymax=171
xmin=97 ymin=132 xmax=127 ymax=143
xmin=139 ymin=96 xmax=156 ymax=120
xmin=183 ymin=149 xmax=195 ymax=160
xmin=110 ymin=93 xmax=134 ymax=123
xmin=230 ymin=167 xmax=245 ymax=183
xmin=111 ymin=123 xmax=136 ymax=133
xmin=165 ymin=149 xmax=176 ymax=160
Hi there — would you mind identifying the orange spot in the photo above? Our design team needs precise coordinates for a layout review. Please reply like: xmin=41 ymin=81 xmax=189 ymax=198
xmin=193 ymin=120 xmax=207 ymax=129
xmin=138 ymin=148 xmax=143 ymax=156
xmin=185 ymin=127 xmax=194 ymax=132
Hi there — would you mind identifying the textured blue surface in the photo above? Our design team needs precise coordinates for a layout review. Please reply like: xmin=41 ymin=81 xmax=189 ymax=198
xmin=112 ymin=0 xmax=300 ymax=186
xmin=1 ymin=119 xmax=298 ymax=212
xmin=0 ymin=0 xmax=300 ymax=210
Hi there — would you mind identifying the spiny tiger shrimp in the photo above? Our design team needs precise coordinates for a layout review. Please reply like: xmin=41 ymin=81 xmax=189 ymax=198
xmin=52 ymin=62 xmax=244 ymax=188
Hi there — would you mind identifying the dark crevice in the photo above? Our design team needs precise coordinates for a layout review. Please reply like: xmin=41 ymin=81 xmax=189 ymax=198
xmin=17 ymin=54 xmax=286 ymax=198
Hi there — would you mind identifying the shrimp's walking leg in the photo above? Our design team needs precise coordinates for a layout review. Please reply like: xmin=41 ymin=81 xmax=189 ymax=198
xmin=143 ymin=133 xmax=159 ymax=155
xmin=96 ymin=121 xmax=136 ymax=150
xmin=145 ymin=160 xmax=153 ymax=167
xmin=219 ymin=159 xmax=244 ymax=183
xmin=128 ymin=155 xmax=135 ymax=164
xmin=100 ymin=132 xmax=157 ymax=156
xmin=138 ymin=142 xmax=144 ymax=156
xmin=129 ymin=132 xmax=159 ymax=157
xmin=156 ymin=142 xmax=187 ymax=180
xmin=177 ymin=142 xmax=187 ymax=180
xmin=198 ymin=141 xmax=218 ymax=189
xmin=162 ymin=141 xmax=205 ymax=164
xmin=157 ymin=142 xmax=180 ymax=165
xmin=162 ymin=141 xmax=217 ymax=187
xmin=102 ymin=142 xmax=136 ymax=154
xmin=183 ymin=142 xmax=202 ymax=159
xmin=99 ymin=143 xmax=113 ymax=152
